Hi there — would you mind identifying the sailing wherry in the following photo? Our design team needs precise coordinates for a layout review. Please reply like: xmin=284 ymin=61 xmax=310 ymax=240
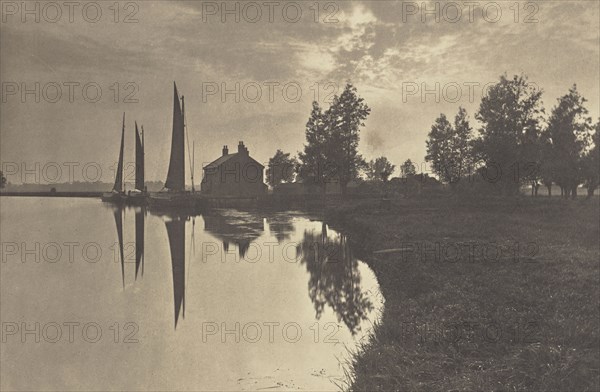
xmin=149 ymin=82 xmax=200 ymax=210
xmin=102 ymin=113 xmax=148 ymax=205
xmin=125 ymin=121 xmax=147 ymax=205
xmin=101 ymin=113 xmax=127 ymax=203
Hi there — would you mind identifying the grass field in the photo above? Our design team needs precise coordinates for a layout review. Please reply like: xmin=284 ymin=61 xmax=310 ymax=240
xmin=323 ymin=195 xmax=599 ymax=391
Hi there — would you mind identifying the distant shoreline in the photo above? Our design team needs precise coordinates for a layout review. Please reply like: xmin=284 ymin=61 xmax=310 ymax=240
xmin=0 ymin=191 xmax=102 ymax=198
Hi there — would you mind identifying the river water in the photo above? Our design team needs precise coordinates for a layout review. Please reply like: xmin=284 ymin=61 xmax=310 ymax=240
xmin=1 ymin=198 xmax=383 ymax=391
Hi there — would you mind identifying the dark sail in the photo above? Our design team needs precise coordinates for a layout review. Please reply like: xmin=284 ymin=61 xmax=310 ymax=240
xmin=135 ymin=122 xmax=145 ymax=191
xmin=135 ymin=208 xmax=145 ymax=279
xmin=165 ymin=83 xmax=185 ymax=191
xmin=113 ymin=113 xmax=125 ymax=192
xmin=165 ymin=218 xmax=185 ymax=328
xmin=113 ymin=207 xmax=125 ymax=288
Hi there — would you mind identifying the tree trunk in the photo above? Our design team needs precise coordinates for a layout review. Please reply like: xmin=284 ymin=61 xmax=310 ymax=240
xmin=531 ymin=181 xmax=534 ymax=196
xmin=571 ymin=185 xmax=577 ymax=200
xmin=587 ymin=186 xmax=595 ymax=199
xmin=546 ymin=184 xmax=552 ymax=197
xmin=340 ymin=181 xmax=347 ymax=198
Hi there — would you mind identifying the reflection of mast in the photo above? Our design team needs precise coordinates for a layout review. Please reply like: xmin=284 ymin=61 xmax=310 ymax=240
xmin=113 ymin=207 xmax=125 ymax=289
xmin=186 ymin=217 xmax=195 ymax=290
xmin=135 ymin=207 xmax=145 ymax=279
xmin=165 ymin=218 xmax=186 ymax=328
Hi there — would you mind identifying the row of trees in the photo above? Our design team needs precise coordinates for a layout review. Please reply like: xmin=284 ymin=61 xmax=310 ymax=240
xmin=425 ymin=75 xmax=599 ymax=198
xmin=266 ymin=83 xmax=420 ymax=192
xmin=267 ymin=75 xmax=598 ymax=199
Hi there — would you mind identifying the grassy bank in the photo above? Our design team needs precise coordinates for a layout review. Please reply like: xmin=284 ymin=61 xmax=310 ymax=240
xmin=322 ymin=196 xmax=599 ymax=391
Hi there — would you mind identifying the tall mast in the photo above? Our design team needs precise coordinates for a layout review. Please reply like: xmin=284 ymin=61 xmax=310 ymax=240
xmin=165 ymin=82 xmax=185 ymax=191
xmin=141 ymin=125 xmax=145 ymax=192
xmin=135 ymin=121 xmax=144 ymax=192
xmin=113 ymin=113 xmax=125 ymax=192
xmin=182 ymin=95 xmax=194 ymax=193
xmin=192 ymin=141 xmax=195 ymax=193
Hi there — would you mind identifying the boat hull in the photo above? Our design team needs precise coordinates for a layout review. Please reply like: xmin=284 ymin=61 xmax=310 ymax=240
xmin=101 ymin=192 xmax=126 ymax=204
xmin=148 ymin=192 xmax=200 ymax=212
xmin=125 ymin=192 xmax=148 ymax=206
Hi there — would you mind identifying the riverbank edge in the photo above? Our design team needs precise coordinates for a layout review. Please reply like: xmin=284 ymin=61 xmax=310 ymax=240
xmin=306 ymin=196 xmax=600 ymax=391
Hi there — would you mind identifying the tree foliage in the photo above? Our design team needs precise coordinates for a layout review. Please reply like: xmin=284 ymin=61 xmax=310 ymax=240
xmin=297 ymin=101 xmax=328 ymax=186
xmin=366 ymin=156 xmax=395 ymax=182
xmin=582 ymin=120 xmax=599 ymax=198
xmin=425 ymin=107 xmax=473 ymax=185
xmin=400 ymin=159 xmax=417 ymax=178
xmin=298 ymin=83 xmax=370 ymax=193
xmin=544 ymin=85 xmax=593 ymax=198
xmin=474 ymin=74 xmax=544 ymax=194
xmin=266 ymin=149 xmax=298 ymax=187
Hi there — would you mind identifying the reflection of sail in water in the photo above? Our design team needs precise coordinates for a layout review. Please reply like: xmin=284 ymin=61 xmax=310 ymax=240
xmin=135 ymin=208 xmax=145 ymax=279
xmin=297 ymin=222 xmax=373 ymax=335
xmin=165 ymin=218 xmax=186 ymax=328
xmin=113 ymin=207 xmax=125 ymax=289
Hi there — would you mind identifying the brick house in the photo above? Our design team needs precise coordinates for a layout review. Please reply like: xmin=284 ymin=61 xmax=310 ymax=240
xmin=201 ymin=141 xmax=267 ymax=197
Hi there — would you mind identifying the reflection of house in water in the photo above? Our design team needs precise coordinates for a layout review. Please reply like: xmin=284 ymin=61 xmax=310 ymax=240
xmin=297 ymin=222 xmax=373 ymax=335
xmin=202 ymin=210 xmax=264 ymax=258
xmin=266 ymin=213 xmax=295 ymax=243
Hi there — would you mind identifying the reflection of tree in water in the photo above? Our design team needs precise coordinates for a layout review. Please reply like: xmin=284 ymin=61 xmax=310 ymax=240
xmin=266 ymin=213 xmax=295 ymax=243
xmin=222 ymin=239 xmax=251 ymax=258
xmin=297 ymin=222 xmax=373 ymax=335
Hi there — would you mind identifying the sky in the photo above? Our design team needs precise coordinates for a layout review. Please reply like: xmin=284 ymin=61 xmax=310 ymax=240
xmin=1 ymin=0 xmax=599 ymax=185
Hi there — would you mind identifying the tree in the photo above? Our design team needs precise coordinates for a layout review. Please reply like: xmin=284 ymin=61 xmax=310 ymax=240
xmin=539 ymin=132 xmax=556 ymax=196
xmin=266 ymin=150 xmax=298 ymax=187
xmin=474 ymin=74 xmax=544 ymax=195
xmin=366 ymin=157 xmax=395 ymax=182
xmin=400 ymin=159 xmax=416 ymax=178
xmin=327 ymin=83 xmax=370 ymax=194
xmin=298 ymin=102 xmax=329 ymax=190
xmin=0 ymin=171 xmax=6 ymax=189
xmin=546 ymin=85 xmax=593 ymax=199
xmin=298 ymin=83 xmax=370 ymax=194
xmin=521 ymin=120 xmax=544 ymax=196
xmin=582 ymin=120 xmax=599 ymax=198
xmin=425 ymin=107 xmax=473 ymax=186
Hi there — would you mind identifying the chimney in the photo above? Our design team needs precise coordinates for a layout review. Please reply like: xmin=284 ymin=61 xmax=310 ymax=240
xmin=238 ymin=141 xmax=248 ymax=155
xmin=222 ymin=145 xmax=228 ymax=156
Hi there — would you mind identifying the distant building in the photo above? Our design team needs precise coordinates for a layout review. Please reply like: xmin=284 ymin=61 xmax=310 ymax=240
xmin=201 ymin=141 xmax=267 ymax=197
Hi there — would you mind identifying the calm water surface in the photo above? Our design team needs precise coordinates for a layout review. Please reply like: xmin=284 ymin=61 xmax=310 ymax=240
xmin=1 ymin=198 xmax=383 ymax=391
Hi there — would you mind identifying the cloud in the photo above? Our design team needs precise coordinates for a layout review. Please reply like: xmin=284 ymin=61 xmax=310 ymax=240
xmin=1 ymin=0 xmax=598 ymax=183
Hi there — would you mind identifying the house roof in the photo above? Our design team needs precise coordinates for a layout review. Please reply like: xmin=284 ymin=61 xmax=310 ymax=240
xmin=203 ymin=153 xmax=264 ymax=169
